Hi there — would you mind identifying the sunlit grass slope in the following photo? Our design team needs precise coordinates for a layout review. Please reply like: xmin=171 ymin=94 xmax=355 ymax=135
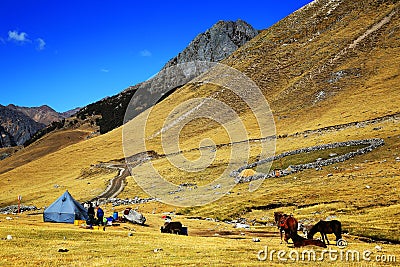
xmin=0 ymin=0 xmax=398 ymax=251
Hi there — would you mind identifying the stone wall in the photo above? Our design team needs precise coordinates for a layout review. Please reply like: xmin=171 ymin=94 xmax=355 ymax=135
xmin=232 ymin=138 xmax=384 ymax=183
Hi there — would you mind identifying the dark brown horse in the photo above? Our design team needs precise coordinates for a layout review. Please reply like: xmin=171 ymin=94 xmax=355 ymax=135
xmin=307 ymin=220 xmax=342 ymax=245
xmin=274 ymin=212 xmax=298 ymax=244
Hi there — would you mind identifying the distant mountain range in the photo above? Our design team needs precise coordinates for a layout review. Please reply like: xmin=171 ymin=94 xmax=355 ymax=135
xmin=0 ymin=104 xmax=79 ymax=147
xmin=1 ymin=19 xmax=258 ymax=147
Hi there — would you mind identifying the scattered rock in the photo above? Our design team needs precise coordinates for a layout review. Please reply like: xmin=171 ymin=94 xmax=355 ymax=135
xmin=315 ymin=91 xmax=326 ymax=102
xmin=325 ymin=215 xmax=337 ymax=221
xmin=212 ymin=184 xmax=221 ymax=189
xmin=327 ymin=173 xmax=333 ymax=177
xmin=365 ymin=185 xmax=371 ymax=189
xmin=6 ymin=235 xmax=12 ymax=240
xmin=252 ymin=237 xmax=260 ymax=242
xmin=235 ymin=223 xmax=250 ymax=229
xmin=0 ymin=205 xmax=38 ymax=214
xmin=153 ymin=248 xmax=163 ymax=253
xmin=375 ymin=245 xmax=382 ymax=251
xmin=103 ymin=197 xmax=157 ymax=207
xmin=58 ymin=249 xmax=69 ymax=253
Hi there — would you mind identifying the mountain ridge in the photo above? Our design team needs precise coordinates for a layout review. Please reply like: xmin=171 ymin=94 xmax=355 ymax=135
xmin=162 ymin=19 xmax=259 ymax=70
xmin=76 ymin=19 xmax=259 ymax=134
xmin=0 ymin=104 xmax=45 ymax=147
xmin=0 ymin=104 xmax=80 ymax=148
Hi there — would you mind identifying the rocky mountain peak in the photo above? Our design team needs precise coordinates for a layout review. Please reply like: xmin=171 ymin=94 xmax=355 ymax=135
xmin=162 ymin=19 xmax=258 ymax=69
xmin=0 ymin=104 xmax=80 ymax=148
xmin=0 ymin=105 xmax=45 ymax=147
xmin=6 ymin=104 xmax=62 ymax=125
xmin=77 ymin=19 xmax=259 ymax=134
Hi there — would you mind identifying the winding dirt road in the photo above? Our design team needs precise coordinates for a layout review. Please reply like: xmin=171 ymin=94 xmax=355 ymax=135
xmin=92 ymin=163 xmax=130 ymax=201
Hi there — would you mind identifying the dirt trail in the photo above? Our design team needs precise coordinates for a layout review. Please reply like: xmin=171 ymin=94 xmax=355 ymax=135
xmin=348 ymin=9 xmax=396 ymax=49
xmin=92 ymin=163 xmax=129 ymax=201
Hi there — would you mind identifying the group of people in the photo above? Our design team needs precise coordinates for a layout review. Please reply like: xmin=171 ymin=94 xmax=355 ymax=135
xmin=86 ymin=202 xmax=104 ymax=227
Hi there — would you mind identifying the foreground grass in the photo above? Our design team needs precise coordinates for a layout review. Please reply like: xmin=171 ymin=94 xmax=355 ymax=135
xmin=0 ymin=213 xmax=398 ymax=267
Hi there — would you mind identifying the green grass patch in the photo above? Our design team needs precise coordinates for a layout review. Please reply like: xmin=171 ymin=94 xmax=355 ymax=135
xmin=257 ymin=144 xmax=368 ymax=172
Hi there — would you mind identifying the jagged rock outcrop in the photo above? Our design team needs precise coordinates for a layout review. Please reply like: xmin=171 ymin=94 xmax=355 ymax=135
xmin=163 ymin=19 xmax=259 ymax=69
xmin=0 ymin=105 xmax=45 ymax=147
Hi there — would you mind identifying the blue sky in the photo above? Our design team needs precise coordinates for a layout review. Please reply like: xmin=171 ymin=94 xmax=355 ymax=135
xmin=0 ymin=0 xmax=313 ymax=112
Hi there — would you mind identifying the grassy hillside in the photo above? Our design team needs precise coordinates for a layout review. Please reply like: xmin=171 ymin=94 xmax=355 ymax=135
xmin=0 ymin=1 xmax=399 ymax=264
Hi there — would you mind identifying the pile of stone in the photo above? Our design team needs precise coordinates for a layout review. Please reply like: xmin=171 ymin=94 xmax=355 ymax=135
xmin=233 ymin=138 xmax=384 ymax=183
xmin=106 ymin=197 xmax=157 ymax=207
xmin=0 ymin=205 xmax=38 ymax=214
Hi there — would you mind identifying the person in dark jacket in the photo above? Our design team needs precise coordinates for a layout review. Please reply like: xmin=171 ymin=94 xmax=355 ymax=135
xmin=87 ymin=202 xmax=95 ymax=227
xmin=96 ymin=206 xmax=104 ymax=226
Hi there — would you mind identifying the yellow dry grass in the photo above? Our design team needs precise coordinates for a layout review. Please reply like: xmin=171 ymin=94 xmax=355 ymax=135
xmin=0 ymin=212 xmax=398 ymax=267
xmin=0 ymin=1 xmax=399 ymax=265
xmin=0 ymin=127 xmax=123 ymax=207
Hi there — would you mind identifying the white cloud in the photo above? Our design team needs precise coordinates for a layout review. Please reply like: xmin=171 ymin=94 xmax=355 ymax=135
xmin=8 ymin=30 xmax=30 ymax=43
xmin=36 ymin=38 xmax=46 ymax=50
xmin=100 ymin=68 xmax=109 ymax=73
xmin=140 ymin=49 xmax=152 ymax=57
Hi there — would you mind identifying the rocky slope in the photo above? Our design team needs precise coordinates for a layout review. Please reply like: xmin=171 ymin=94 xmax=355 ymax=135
xmin=162 ymin=19 xmax=259 ymax=69
xmin=0 ymin=105 xmax=45 ymax=147
xmin=7 ymin=104 xmax=66 ymax=125
xmin=76 ymin=19 xmax=258 ymax=134
xmin=0 ymin=104 xmax=80 ymax=148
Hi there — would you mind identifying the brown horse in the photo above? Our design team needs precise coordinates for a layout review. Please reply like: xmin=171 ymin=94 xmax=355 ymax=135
xmin=307 ymin=220 xmax=342 ymax=245
xmin=291 ymin=232 xmax=327 ymax=248
xmin=274 ymin=212 xmax=298 ymax=244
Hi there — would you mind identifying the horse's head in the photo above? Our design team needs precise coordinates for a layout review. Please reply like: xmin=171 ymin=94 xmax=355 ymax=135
xmin=274 ymin=212 xmax=283 ymax=223
xmin=279 ymin=215 xmax=289 ymax=229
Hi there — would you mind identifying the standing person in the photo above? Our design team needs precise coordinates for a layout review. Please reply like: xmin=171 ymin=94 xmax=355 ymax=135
xmin=96 ymin=206 xmax=104 ymax=226
xmin=87 ymin=203 xmax=95 ymax=227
